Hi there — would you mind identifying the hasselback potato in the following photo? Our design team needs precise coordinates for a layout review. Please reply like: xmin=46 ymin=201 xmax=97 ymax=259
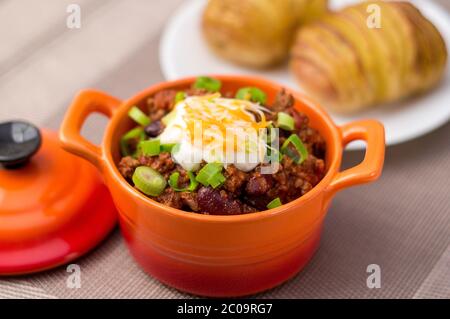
xmin=202 ymin=0 xmax=329 ymax=69
xmin=290 ymin=1 xmax=448 ymax=113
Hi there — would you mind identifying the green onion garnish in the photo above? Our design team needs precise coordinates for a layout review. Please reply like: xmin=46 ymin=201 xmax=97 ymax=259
xmin=208 ymin=171 xmax=226 ymax=188
xmin=175 ymin=91 xmax=186 ymax=104
xmin=193 ymin=76 xmax=222 ymax=92
xmin=120 ymin=127 xmax=146 ymax=156
xmin=132 ymin=166 xmax=167 ymax=197
xmin=169 ymin=172 xmax=183 ymax=191
xmin=235 ymin=87 xmax=267 ymax=104
xmin=267 ymin=197 xmax=282 ymax=209
xmin=195 ymin=163 xmax=224 ymax=188
xmin=281 ymin=134 xmax=309 ymax=164
xmin=266 ymin=147 xmax=282 ymax=163
xmin=187 ymin=172 xmax=199 ymax=191
xmin=138 ymin=139 xmax=160 ymax=157
xmin=265 ymin=125 xmax=277 ymax=143
xmin=161 ymin=143 xmax=176 ymax=153
xmin=161 ymin=110 xmax=177 ymax=126
xmin=276 ymin=112 xmax=295 ymax=131
xmin=128 ymin=106 xmax=151 ymax=126
xmin=169 ymin=171 xmax=199 ymax=192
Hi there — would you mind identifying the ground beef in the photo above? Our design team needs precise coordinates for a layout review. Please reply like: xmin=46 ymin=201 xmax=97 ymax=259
xmin=241 ymin=204 xmax=258 ymax=213
xmin=288 ymin=109 xmax=309 ymax=130
xmin=153 ymin=188 xmax=201 ymax=212
xmin=181 ymin=192 xmax=200 ymax=211
xmin=245 ymin=172 xmax=274 ymax=196
xmin=146 ymin=90 xmax=177 ymax=121
xmin=242 ymin=195 xmax=273 ymax=211
xmin=174 ymin=168 xmax=191 ymax=186
xmin=148 ymin=108 xmax=166 ymax=121
xmin=299 ymin=127 xmax=326 ymax=159
xmin=118 ymin=87 xmax=327 ymax=215
xmin=275 ymin=155 xmax=326 ymax=201
xmin=153 ymin=90 xmax=177 ymax=110
xmin=185 ymin=88 xmax=210 ymax=96
xmin=156 ymin=188 xmax=183 ymax=209
xmin=118 ymin=156 xmax=139 ymax=180
xmin=185 ymin=88 xmax=234 ymax=98
xmin=138 ymin=152 xmax=175 ymax=178
xmin=272 ymin=89 xmax=295 ymax=112
xmin=223 ymin=165 xmax=248 ymax=194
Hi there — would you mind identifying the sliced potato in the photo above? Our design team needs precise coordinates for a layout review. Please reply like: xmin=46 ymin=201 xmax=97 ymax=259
xmin=289 ymin=0 xmax=447 ymax=113
xmin=361 ymin=2 xmax=404 ymax=102
xmin=202 ymin=0 xmax=329 ymax=69
xmin=415 ymin=8 xmax=447 ymax=89
xmin=315 ymin=23 xmax=370 ymax=111
xmin=292 ymin=26 xmax=347 ymax=107
xmin=297 ymin=0 xmax=329 ymax=25
xmin=383 ymin=3 xmax=417 ymax=95
xmin=319 ymin=13 xmax=377 ymax=106
xmin=394 ymin=2 xmax=435 ymax=91
xmin=293 ymin=24 xmax=367 ymax=110
xmin=345 ymin=6 xmax=397 ymax=104
xmin=290 ymin=49 xmax=339 ymax=105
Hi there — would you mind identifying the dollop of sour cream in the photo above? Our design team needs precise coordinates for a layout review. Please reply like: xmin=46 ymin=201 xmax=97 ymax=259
xmin=158 ymin=94 xmax=271 ymax=172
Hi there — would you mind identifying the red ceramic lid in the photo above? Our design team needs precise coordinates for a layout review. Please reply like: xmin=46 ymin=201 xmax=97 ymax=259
xmin=0 ymin=123 xmax=117 ymax=275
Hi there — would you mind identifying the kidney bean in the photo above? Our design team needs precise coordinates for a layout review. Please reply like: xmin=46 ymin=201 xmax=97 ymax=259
xmin=144 ymin=121 xmax=164 ymax=137
xmin=197 ymin=187 xmax=243 ymax=215
xmin=245 ymin=174 xmax=274 ymax=196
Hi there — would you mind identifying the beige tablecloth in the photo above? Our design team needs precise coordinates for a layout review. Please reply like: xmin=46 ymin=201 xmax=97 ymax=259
xmin=0 ymin=0 xmax=449 ymax=299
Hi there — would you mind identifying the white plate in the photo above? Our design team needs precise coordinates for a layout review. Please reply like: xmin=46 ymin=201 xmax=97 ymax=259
xmin=160 ymin=0 xmax=450 ymax=150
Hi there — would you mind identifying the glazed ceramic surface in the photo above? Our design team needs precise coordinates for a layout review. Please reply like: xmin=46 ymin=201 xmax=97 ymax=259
xmin=0 ymin=131 xmax=117 ymax=275
xmin=60 ymin=76 xmax=385 ymax=296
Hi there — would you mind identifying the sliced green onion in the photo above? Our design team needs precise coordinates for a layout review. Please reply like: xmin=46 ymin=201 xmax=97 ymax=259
xmin=175 ymin=91 xmax=186 ymax=104
xmin=186 ymin=172 xmax=199 ymax=191
xmin=207 ymin=171 xmax=226 ymax=189
xmin=266 ymin=125 xmax=278 ymax=143
xmin=169 ymin=171 xmax=199 ymax=192
xmin=267 ymin=197 xmax=282 ymax=209
xmin=266 ymin=147 xmax=282 ymax=163
xmin=235 ymin=87 xmax=267 ymax=104
xmin=161 ymin=143 xmax=176 ymax=153
xmin=138 ymin=139 xmax=160 ymax=157
xmin=169 ymin=172 xmax=183 ymax=191
xmin=276 ymin=112 xmax=295 ymax=131
xmin=161 ymin=110 xmax=177 ymax=126
xmin=281 ymin=134 xmax=309 ymax=164
xmin=128 ymin=106 xmax=151 ymax=126
xmin=120 ymin=127 xmax=146 ymax=156
xmin=264 ymin=126 xmax=281 ymax=162
xmin=132 ymin=166 xmax=167 ymax=197
xmin=193 ymin=76 xmax=222 ymax=92
xmin=195 ymin=163 xmax=223 ymax=187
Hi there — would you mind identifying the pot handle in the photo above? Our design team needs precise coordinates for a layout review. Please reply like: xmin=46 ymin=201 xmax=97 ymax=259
xmin=59 ymin=90 xmax=121 ymax=170
xmin=326 ymin=120 xmax=385 ymax=195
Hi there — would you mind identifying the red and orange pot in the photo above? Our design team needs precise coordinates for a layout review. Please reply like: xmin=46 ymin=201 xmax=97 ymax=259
xmin=59 ymin=75 xmax=385 ymax=297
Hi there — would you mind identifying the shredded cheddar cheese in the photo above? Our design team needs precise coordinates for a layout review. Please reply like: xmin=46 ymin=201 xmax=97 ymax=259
xmin=158 ymin=94 xmax=272 ymax=172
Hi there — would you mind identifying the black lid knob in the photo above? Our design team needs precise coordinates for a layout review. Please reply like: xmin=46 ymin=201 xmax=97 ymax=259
xmin=0 ymin=121 xmax=42 ymax=169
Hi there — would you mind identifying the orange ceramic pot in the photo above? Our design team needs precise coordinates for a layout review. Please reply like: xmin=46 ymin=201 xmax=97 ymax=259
xmin=60 ymin=76 xmax=385 ymax=297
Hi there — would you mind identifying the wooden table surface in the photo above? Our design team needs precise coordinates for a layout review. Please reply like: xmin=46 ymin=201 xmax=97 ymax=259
xmin=0 ymin=0 xmax=449 ymax=299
